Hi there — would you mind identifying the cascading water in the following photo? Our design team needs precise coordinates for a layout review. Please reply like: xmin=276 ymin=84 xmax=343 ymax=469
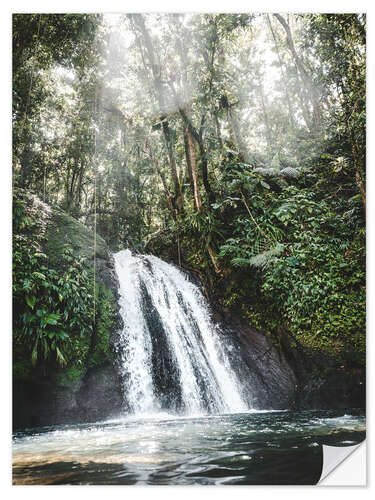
xmin=114 ymin=249 xmax=248 ymax=416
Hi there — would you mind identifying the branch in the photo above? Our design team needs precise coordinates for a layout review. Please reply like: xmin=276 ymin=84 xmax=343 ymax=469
xmin=240 ymin=189 xmax=274 ymax=244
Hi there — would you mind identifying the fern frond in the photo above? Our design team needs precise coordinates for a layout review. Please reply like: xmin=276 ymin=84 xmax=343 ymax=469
xmin=254 ymin=167 xmax=279 ymax=177
xmin=249 ymin=243 xmax=284 ymax=269
xmin=279 ymin=167 xmax=300 ymax=178
xmin=231 ymin=257 xmax=252 ymax=268
xmin=56 ymin=346 xmax=67 ymax=366
xmin=31 ymin=337 xmax=39 ymax=366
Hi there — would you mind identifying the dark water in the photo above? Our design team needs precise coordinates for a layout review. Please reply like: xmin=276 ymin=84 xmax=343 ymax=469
xmin=13 ymin=409 xmax=365 ymax=485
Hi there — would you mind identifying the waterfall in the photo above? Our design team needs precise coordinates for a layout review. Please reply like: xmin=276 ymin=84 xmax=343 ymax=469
xmin=114 ymin=249 xmax=248 ymax=416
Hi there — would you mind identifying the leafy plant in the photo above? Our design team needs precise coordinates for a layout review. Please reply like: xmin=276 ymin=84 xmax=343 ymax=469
xmin=13 ymin=189 xmax=115 ymax=380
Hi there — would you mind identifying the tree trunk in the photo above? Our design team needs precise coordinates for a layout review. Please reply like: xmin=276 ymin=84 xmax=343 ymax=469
xmin=220 ymin=94 xmax=251 ymax=164
xmin=213 ymin=110 xmax=223 ymax=149
xmin=266 ymin=14 xmax=296 ymax=130
xmin=355 ymin=169 xmax=366 ymax=213
xmin=258 ymin=84 xmax=273 ymax=156
xmin=207 ymin=245 xmax=222 ymax=275
xmin=185 ymin=128 xmax=202 ymax=212
xmin=273 ymin=14 xmax=322 ymax=130
xmin=179 ymin=108 xmax=214 ymax=204
xmin=161 ymin=119 xmax=183 ymax=211
xmin=145 ymin=139 xmax=176 ymax=218
xmin=130 ymin=14 xmax=183 ymax=213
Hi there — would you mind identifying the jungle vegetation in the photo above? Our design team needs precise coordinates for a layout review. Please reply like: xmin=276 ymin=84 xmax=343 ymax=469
xmin=13 ymin=13 xmax=366 ymax=378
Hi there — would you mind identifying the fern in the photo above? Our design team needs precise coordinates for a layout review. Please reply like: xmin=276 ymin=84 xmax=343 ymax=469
xmin=249 ymin=243 xmax=285 ymax=269
xmin=56 ymin=346 xmax=67 ymax=366
xmin=231 ymin=257 xmax=252 ymax=268
xmin=254 ymin=166 xmax=305 ymax=179
xmin=280 ymin=167 xmax=300 ymax=178
xmin=230 ymin=244 xmax=284 ymax=269
xmin=254 ymin=167 xmax=279 ymax=177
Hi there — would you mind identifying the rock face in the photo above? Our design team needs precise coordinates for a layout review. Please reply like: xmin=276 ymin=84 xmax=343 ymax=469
xmin=294 ymin=363 xmax=366 ymax=410
xmin=13 ymin=364 xmax=123 ymax=429
xmin=223 ymin=324 xmax=365 ymax=411
xmin=223 ymin=325 xmax=298 ymax=410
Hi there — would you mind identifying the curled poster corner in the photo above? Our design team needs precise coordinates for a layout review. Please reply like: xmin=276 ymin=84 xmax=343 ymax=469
xmin=318 ymin=440 xmax=366 ymax=485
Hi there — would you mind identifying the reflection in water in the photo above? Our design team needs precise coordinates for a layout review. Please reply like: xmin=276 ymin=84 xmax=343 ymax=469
xmin=13 ymin=409 xmax=365 ymax=485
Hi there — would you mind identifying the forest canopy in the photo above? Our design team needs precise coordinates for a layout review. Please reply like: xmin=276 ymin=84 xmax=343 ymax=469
xmin=13 ymin=13 xmax=366 ymax=372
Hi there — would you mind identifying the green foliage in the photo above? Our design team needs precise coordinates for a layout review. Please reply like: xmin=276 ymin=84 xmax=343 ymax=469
xmin=55 ymin=365 xmax=87 ymax=386
xmin=259 ymin=187 xmax=365 ymax=361
xmin=88 ymin=284 xmax=116 ymax=369
xmin=12 ymin=13 xmax=366 ymax=380
xmin=45 ymin=212 xmax=108 ymax=264
xmin=13 ymin=189 xmax=116 ymax=383
xmin=13 ymin=190 xmax=93 ymax=368
xmin=13 ymin=14 xmax=102 ymax=197
xmin=247 ymin=244 xmax=285 ymax=269
xmin=163 ymin=153 xmax=365 ymax=368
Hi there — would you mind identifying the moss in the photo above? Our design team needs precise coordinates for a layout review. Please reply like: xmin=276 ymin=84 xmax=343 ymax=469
xmin=13 ymin=360 xmax=32 ymax=382
xmin=56 ymin=365 xmax=87 ymax=387
xmin=13 ymin=190 xmax=118 ymax=386
xmin=45 ymin=211 xmax=109 ymax=267
xmin=43 ymin=210 xmax=116 ymax=376
xmin=87 ymin=284 xmax=116 ymax=369
xmin=55 ymin=285 xmax=116 ymax=385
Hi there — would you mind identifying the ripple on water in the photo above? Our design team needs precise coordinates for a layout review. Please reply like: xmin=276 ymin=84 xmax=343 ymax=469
xmin=13 ymin=409 xmax=365 ymax=485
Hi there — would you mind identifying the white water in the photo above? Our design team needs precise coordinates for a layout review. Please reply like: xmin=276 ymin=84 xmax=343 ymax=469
xmin=114 ymin=249 xmax=248 ymax=416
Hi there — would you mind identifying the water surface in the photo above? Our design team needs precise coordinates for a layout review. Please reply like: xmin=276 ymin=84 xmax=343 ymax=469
xmin=13 ymin=408 xmax=365 ymax=485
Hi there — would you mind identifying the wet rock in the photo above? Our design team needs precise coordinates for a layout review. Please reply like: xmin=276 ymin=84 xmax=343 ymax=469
xmin=13 ymin=364 xmax=123 ymax=429
xmin=222 ymin=325 xmax=297 ymax=410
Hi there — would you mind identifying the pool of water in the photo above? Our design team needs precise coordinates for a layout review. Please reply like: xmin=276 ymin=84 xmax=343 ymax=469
xmin=12 ymin=408 xmax=365 ymax=485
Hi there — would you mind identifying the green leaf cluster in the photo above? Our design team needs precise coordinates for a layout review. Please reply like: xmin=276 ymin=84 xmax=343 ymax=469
xmin=13 ymin=189 xmax=115 ymax=382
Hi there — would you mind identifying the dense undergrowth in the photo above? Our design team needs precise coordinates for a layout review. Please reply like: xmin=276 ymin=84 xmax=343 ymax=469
xmin=13 ymin=189 xmax=116 ymax=385
xmin=149 ymin=153 xmax=366 ymax=371
xmin=12 ymin=13 xmax=366 ymax=394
